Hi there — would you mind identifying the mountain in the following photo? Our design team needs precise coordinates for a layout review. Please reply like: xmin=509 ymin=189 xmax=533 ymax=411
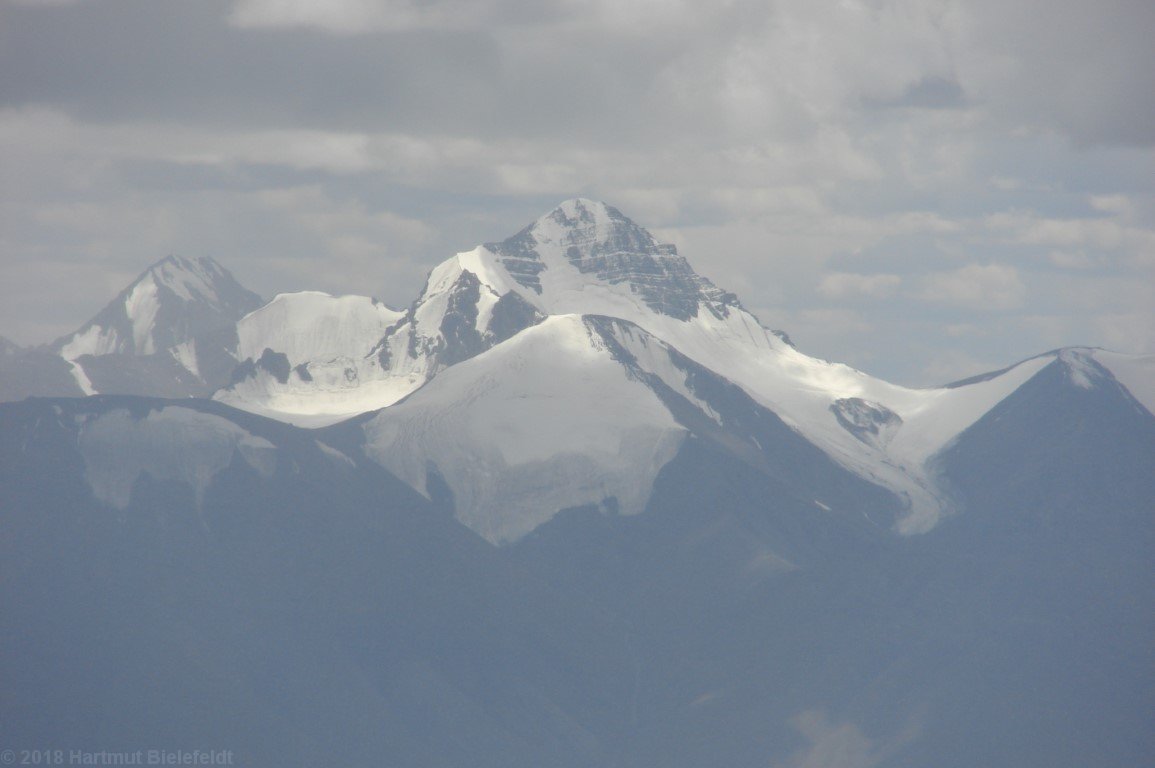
xmin=212 ymin=198 xmax=755 ymax=426
xmin=325 ymin=200 xmax=1150 ymax=544
xmin=361 ymin=313 xmax=901 ymax=544
xmin=0 ymin=345 xmax=85 ymax=400
xmin=2 ymin=200 xmax=1153 ymax=767
xmin=490 ymin=344 xmax=1154 ymax=768
xmin=0 ymin=396 xmax=639 ymax=767
xmin=199 ymin=200 xmax=980 ymax=531
xmin=5 ymin=201 xmax=1153 ymax=542
xmin=0 ymin=256 xmax=261 ymax=403
xmin=55 ymin=254 xmax=261 ymax=362
xmin=45 ymin=255 xmax=263 ymax=398
xmin=215 ymin=291 xmax=404 ymax=425
xmin=3 ymin=202 xmax=1151 ymax=540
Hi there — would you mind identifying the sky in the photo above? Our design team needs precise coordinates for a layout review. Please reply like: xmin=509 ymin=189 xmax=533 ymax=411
xmin=1 ymin=0 xmax=1152 ymax=385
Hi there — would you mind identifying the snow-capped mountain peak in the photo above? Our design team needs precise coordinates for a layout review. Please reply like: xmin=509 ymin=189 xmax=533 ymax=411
xmin=208 ymin=200 xmax=771 ymax=425
xmin=55 ymin=255 xmax=261 ymax=361
xmin=150 ymin=255 xmax=237 ymax=305
xmin=486 ymin=198 xmax=741 ymax=322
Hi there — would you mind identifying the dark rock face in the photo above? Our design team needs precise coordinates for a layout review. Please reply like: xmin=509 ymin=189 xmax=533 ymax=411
xmin=0 ymin=347 xmax=85 ymax=400
xmin=771 ymin=329 xmax=795 ymax=348
xmin=488 ymin=200 xmax=741 ymax=321
xmin=77 ymin=352 xmax=210 ymax=398
xmin=489 ymin=227 xmax=546 ymax=294
xmin=935 ymin=355 xmax=1155 ymax=520
xmin=186 ymin=325 xmax=247 ymax=393
xmin=257 ymin=348 xmax=292 ymax=384
xmin=382 ymin=274 xmax=544 ymax=382
xmin=229 ymin=348 xmax=292 ymax=386
xmin=436 ymin=271 xmax=485 ymax=367
xmin=831 ymin=397 xmax=904 ymax=447
xmin=487 ymin=291 xmax=545 ymax=345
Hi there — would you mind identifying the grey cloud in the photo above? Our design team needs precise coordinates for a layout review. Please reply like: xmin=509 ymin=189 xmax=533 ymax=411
xmin=227 ymin=0 xmax=569 ymax=34
xmin=0 ymin=1 xmax=504 ymax=133
xmin=863 ymin=76 xmax=967 ymax=110
xmin=0 ymin=0 xmax=699 ymax=147
xmin=4 ymin=0 xmax=1152 ymax=149
xmin=2 ymin=0 xmax=1153 ymax=385
xmin=113 ymin=158 xmax=332 ymax=193
xmin=959 ymin=0 xmax=1155 ymax=147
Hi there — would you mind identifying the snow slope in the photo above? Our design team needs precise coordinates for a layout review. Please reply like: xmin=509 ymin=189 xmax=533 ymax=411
xmin=215 ymin=260 xmax=546 ymax=425
xmin=76 ymin=406 xmax=277 ymax=511
xmin=220 ymin=200 xmax=1154 ymax=537
xmin=57 ymin=255 xmax=260 ymax=361
xmin=352 ymin=201 xmax=1046 ymax=533
xmin=215 ymin=292 xmax=410 ymax=423
xmin=361 ymin=312 xmax=915 ymax=545
xmin=363 ymin=315 xmax=686 ymax=544
xmin=15 ymin=201 xmax=1152 ymax=542
xmin=51 ymin=255 xmax=262 ymax=395
xmin=235 ymin=291 xmax=403 ymax=364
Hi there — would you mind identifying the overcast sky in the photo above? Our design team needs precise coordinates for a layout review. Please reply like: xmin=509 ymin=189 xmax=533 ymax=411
xmin=1 ymin=0 xmax=1152 ymax=384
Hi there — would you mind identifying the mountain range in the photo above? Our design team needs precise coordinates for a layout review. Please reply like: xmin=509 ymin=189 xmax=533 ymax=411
xmin=2 ymin=199 xmax=1152 ymax=767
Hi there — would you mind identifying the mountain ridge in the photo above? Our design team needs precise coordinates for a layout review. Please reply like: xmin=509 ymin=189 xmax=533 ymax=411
xmin=2 ymin=200 xmax=1153 ymax=544
xmin=2 ymin=199 xmax=1153 ymax=767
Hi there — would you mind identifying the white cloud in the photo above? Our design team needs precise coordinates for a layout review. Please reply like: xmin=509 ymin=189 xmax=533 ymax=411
xmin=921 ymin=349 xmax=1005 ymax=384
xmin=771 ymin=709 xmax=921 ymax=768
xmin=1088 ymin=194 xmax=1134 ymax=218
xmin=1019 ymin=314 xmax=1077 ymax=347
xmin=228 ymin=0 xmax=487 ymax=33
xmin=2 ymin=0 xmax=1152 ymax=381
xmin=1094 ymin=311 xmax=1155 ymax=354
xmin=943 ymin=323 xmax=985 ymax=338
xmin=1047 ymin=250 xmax=1097 ymax=270
xmin=817 ymin=272 xmax=902 ymax=300
xmin=988 ymin=210 xmax=1155 ymax=256
xmin=915 ymin=264 xmax=1025 ymax=310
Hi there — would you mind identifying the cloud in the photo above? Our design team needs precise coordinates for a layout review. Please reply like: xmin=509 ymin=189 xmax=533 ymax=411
xmin=817 ymin=272 xmax=902 ymax=300
xmin=921 ymin=349 xmax=1006 ymax=385
xmin=771 ymin=709 xmax=921 ymax=768
xmin=1 ymin=0 xmax=1153 ymax=384
xmin=955 ymin=0 xmax=1155 ymax=147
xmin=1088 ymin=194 xmax=1134 ymax=218
xmin=775 ymin=711 xmax=881 ymax=768
xmin=915 ymin=264 xmax=1026 ymax=311
xmin=865 ymin=75 xmax=968 ymax=110
xmin=987 ymin=210 xmax=1155 ymax=259
xmin=1095 ymin=310 xmax=1155 ymax=353
xmin=1047 ymin=250 xmax=1098 ymax=270
xmin=227 ymin=0 xmax=514 ymax=34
